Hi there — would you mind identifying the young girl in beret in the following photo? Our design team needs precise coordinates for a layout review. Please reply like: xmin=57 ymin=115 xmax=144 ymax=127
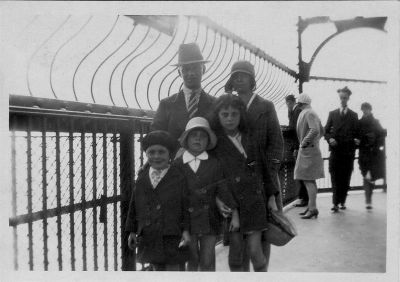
xmin=211 ymin=94 xmax=271 ymax=272
xmin=125 ymin=130 xmax=191 ymax=271
xmin=175 ymin=117 xmax=239 ymax=271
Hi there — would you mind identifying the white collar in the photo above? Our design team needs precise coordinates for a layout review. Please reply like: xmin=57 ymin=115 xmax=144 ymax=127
xmin=246 ymin=92 xmax=257 ymax=111
xmin=182 ymin=150 xmax=208 ymax=164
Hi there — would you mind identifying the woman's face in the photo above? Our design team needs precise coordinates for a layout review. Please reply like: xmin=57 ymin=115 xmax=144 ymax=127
xmin=187 ymin=129 xmax=209 ymax=156
xmin=145 ymin=145 xmax=170 ymax=170
xmin=231 ymin=72 xmax=252 ymax=93
xmin=218 ymin=106 xmax=241 ymax=135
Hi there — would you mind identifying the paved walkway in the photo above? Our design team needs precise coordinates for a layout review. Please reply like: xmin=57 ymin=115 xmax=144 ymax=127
xmin=216 ymin=190 xmax=386 ymax=272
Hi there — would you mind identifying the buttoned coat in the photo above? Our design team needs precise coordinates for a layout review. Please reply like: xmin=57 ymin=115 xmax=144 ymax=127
xmin=246 ymin=95 xmax=283 ymax=196
xmin=125 ymin=165 xmax=189 ymax=264
xmin=287 ymin=104 xmax=303 ymax=151
xmin=211 ymin=132 xmax=269 ymax=233
xmin=358 ymin=114 xmax=385 ymax=180
xmin=174 ymin=155 xmax=236 ymax=235
xmin=324 ymin=108 xmax=359 ymax=157
xmin=294 ymin=107 xmax=325 ymax=180
xmin=151 ymin=90 xmax=216 ymax=141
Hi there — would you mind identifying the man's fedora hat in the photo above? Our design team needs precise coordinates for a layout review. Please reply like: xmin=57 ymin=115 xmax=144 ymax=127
xmin=337 ymin=86 xmax=352 ymax=96
xmin=172 ymin=43 xmax=210 ymax=66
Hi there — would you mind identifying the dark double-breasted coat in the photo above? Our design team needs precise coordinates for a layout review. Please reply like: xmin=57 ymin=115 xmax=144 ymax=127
xmin=246 ymin=95 xmax=283 ymax=198
xmin=125 ymin=165 xmax=189 ymax=264
xmin=211 ymin=132 xmax=269 ymax=233
xmin=174 ymin=155 xmax=236 ymax=235
xmin=151 ymin=90 xmax=216 ymax=141
xmin=358 ymin=114 xmax=385 ymax=180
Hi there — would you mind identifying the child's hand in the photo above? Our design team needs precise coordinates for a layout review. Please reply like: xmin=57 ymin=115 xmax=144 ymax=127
xmin=127 ymin=232 xmax=137 ymax=250
xmin=180 ymin=230 xmax=191 ymax=247
xmin=216 ymin=197 xmax=232 ymax=217
xmin=268 ymin=195 xmax=278 ymax=211
xmin=229 ymin=209 xmax=240 ymax=232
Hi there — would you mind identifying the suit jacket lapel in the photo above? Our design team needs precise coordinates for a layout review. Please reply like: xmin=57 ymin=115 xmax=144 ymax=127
xmin=219 ymin=134 xmax=247 ymax=162
xmin=334 ymin=109 xmax=346 ymax=131
xmin=247 ymin=95 xmax=266 ymax=122
xmin=173 ymin=90 xmax=189 ymax=117
xmin=197 ymin=89 xmax=211 ymax=116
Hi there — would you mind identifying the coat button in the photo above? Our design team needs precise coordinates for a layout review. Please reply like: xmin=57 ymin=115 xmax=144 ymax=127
xmin=235 ymin=177 xmax=241 ymax=183
xmin=188 ymin=207 xmax=194 ymax=213
xmin=200 ymin=188 xmax=206 ymax=194
xmin=145 ymin=220 xmax=151 ymax=226
xmin=204 ymin=204 xmax=209 ymax=209
xmin=156 ymin=204 xmax=161 ymax=210
xmin=256 ymin=189 xmax=262 ymax=194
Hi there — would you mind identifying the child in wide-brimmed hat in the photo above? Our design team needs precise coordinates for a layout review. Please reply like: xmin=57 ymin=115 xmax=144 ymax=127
xmin=175 ymin=117 xmax=238 ymax=271
xmin=125 ymin=130 xmax=190 ymax=271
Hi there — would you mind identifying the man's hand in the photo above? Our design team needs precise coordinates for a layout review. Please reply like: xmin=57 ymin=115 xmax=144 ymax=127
xmin=216 ymin=197 xmax=232 ymax=218
xmin=128 ymin=232 xmax=137 ymax=250
xmin=329 ymin=138 xmax=338 ymax=147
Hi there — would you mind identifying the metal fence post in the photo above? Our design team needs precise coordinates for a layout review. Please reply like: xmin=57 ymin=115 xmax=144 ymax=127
xmin=120 ymin=125 xmax=136 ymax=271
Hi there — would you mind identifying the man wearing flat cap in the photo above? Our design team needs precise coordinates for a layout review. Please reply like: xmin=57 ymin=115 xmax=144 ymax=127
xmin=324 ymin=86 xmax=360 ymax=212
xmin=151 ymin=43 xmax=216 ymax=141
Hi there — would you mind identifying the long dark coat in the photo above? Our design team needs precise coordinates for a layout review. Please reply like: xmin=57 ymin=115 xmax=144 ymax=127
xmin=125 ymin=165 xmax=189 ymax=264
xmin=246 ymin=95 xmax=283 ymax=197
xmin=151 ymin=90 xmax=216 ymax=141
xmin=324 ymin=108 xmax=359 ymax=157
xmin=211 ymin=133 xmax=269 ymax=233
xmin=358 ymin=114 xmax=385 ymax=180
xmin=174 ymin=155 xmax=237 ymax=235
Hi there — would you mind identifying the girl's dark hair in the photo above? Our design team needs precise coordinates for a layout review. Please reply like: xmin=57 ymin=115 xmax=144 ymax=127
xmin=210 ymin=94 xmax=250 ymax=134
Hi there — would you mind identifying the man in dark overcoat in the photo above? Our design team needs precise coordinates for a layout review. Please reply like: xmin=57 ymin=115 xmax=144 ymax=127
xmin=324 ymin=86 xmax=360 ymax=212
xmin=285 ymin=95 xmax=308 ymax=207
xmin=151 ymin=43 xmax=216 ymax=141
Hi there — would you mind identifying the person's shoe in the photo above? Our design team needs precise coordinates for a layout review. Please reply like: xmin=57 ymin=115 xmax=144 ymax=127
xmin=331 ymin=205 xmax=339 ymax=212
xmin=366 ymin=205 xmax=373 ymax=210
xmin=340 ymin=204 xmax=346 ymax=210
xmin=301 ymin=209 xmax=319 ymax=219
xmin=299 ymin=208 xmax=309 ymax=215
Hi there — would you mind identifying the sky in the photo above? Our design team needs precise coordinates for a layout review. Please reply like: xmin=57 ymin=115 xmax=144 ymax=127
xmin=1 ymin=1 xmax=399 ymax=281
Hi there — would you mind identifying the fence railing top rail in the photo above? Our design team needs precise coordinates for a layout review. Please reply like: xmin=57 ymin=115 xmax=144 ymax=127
xmin=9 ymin=94 xmax=155 ymax=121
xmin=192 ymin=16 xmax=298 ymax=77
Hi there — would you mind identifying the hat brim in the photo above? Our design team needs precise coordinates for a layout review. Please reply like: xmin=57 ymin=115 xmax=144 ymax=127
xmin=179 ymin=126 xmax=217 ymax=151
xmin=171 ymin=59 xmax=211 ymax=67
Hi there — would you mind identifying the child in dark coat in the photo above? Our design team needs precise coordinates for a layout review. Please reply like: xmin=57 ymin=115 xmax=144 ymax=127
xmin=175 ymin=117 xmax=239 ymax=271
xmin=125 ymin=130 xmax=191 ymax=271
xmin=211 ymin=94 xmax=271 ymax=272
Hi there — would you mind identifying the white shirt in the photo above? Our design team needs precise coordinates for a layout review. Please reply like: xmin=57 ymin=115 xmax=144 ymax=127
xmin=227 ymin=132 xmax=247 ymax=158
xmin=183 ymin=85 xmax=202 ymax=110
xmin=149 ymin=166 xmax=169 ymax=189
xmin=182 ymin=150 xmax=208 ymax=173
xmin=246 ymin=92 xmax=257 ymax=111
xmin=340 ymin=106 xmax=348 ymax=115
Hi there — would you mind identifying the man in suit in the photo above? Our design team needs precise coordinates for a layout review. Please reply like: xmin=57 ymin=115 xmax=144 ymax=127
xmin=285 ymin=95 xmax=308 ymax=207
xmin=324 ymin=86 xmax=360 ymax=212
xmin=151 ymin=43 xmax=216 ymax=142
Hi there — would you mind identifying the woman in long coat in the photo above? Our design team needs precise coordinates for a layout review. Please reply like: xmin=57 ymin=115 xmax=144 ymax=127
xmin=294 ymin=93 xmax=324 ymax=219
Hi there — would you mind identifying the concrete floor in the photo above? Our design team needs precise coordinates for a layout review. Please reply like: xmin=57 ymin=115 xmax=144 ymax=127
xmin=215 ymin=191 xmax=386 ymax=272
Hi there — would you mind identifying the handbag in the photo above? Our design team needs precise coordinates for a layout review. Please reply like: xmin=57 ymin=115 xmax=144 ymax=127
xmin=264 ymin=209 xmax=297 ymax=246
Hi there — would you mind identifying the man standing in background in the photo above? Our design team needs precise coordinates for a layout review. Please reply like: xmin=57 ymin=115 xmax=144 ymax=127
xmin=324 ymin=86 xmax=360 ymax=212
xmin=285 ymin=95 xmax=308 ymax=208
